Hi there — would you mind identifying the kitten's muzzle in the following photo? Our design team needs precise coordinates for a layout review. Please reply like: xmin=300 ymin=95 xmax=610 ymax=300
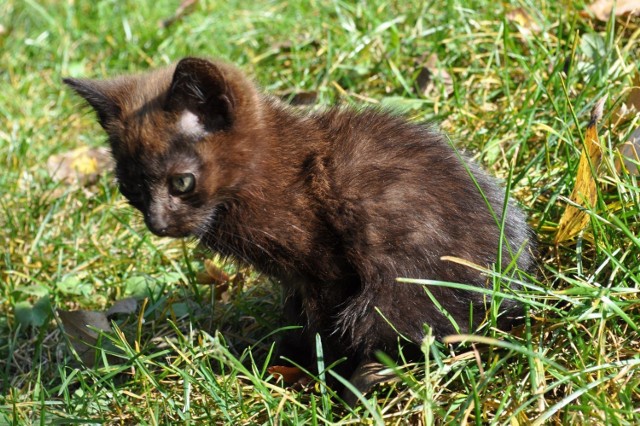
xmin=144 ymin=209 xmax=191 ymax=238
xmin=145 ymin=212 xmax=170 ymax=237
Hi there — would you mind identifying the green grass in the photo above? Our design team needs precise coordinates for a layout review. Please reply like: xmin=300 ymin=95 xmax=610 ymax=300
xmin=2 ymin=0 xmax=640 ymax=424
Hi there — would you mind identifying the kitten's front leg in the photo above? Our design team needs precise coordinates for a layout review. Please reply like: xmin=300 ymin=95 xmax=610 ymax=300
xmin=273 ymin=285 xmax=353 ymax=391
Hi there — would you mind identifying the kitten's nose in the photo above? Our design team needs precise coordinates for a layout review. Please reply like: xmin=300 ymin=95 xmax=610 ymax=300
xmin=145 ymin=211 xmax=169 ymax=236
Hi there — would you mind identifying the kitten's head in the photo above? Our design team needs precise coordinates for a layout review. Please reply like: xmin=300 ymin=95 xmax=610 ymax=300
xmin=64 ymin=58 xmax=262 ymax=238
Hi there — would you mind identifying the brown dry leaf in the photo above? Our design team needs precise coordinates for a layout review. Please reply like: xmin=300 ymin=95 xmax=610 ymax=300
xmin=195 ymin=270 xmax=216 ymax=285
xmin=555 ymin=97 xmax=607 ymax=243
xmin=616 ymin=128 xmax=640 ymax=176
xmin=47 ymin=146 xmax=113 ymax=186
xmin=105 ymin=297 xmax=138 ymax=318
xmin=196 ymin=259 xmax=234 ymax=301
xmin=58 ymin=309 xmax=111 ymax=366
xmin=588 ymin=0 xmax=640 ymax=21
xmin=414 ymin=53 xmax=453 ymax=97
xmin=203 ymin=259 xmax=230 ymax=284
xmin=624 ymin=75 xmax=640 ymax=111
xmin=159 ymin=0 xmax=198 ymax=28
xmin=506 ymin=7 xmax=542 ymax=37
xmin=612 ymin=74 xmax=640 ymax=174
xmin=613 ymin=74 xmax=640 ymax=123
xmin=214 ymin=282 xmax=232 ymax=302
xmin=267 ymin=365 xmax=308 ymax=384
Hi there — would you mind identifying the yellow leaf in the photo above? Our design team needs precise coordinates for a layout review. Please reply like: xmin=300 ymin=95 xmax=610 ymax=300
xmin=555 ymin=97 xmax=606 ymax=243
xmin=70 ymin=154 xmax=98 ymax=175
xmin=506 ymin=7 xmax=542 ymax=37
xmin=47 ymin=146 xmax=113 ymax=185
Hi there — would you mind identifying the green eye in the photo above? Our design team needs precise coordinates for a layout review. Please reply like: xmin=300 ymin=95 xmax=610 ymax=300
xmin=170 ymin=173 xmax=196 ymax=194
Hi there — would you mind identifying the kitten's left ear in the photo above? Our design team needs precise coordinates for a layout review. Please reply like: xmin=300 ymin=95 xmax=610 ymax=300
xmin=165 ymin=57 xmax=236 ymax=132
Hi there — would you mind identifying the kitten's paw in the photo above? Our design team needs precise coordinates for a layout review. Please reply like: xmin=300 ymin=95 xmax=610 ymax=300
xmin=342 ymin=361 xmax=396 ymax=406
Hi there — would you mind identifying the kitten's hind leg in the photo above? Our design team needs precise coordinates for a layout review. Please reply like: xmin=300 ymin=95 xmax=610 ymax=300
xmin=341 ymin=360 xmax=397 ymax=406
xmin=275 ymin=287 xmax=313 ymax=368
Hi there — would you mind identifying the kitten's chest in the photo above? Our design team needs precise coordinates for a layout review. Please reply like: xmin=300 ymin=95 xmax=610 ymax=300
xmin=204 ymin=192 xmax=351 ymax=283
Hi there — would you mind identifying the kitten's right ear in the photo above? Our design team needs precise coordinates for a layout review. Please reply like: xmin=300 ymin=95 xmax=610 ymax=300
xmin=165 ymin=57 xmax=236 ymax=132
xmin=63 ymin=78 xmax=122 ymax=129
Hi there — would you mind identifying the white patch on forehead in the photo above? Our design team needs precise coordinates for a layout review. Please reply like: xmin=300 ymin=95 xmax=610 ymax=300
xmin=178 ymin=110 xmax=206 ymax=139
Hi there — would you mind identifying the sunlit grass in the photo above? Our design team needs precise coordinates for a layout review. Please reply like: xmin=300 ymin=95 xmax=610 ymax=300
xmin=1 ymin=0 xmax=639 ymax=423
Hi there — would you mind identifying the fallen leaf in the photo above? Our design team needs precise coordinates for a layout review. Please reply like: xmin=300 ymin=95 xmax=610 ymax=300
xmin=555 ymin=96 xmax=607 ymax=243
xmin=195 ymin=270 xmax=216 ymax=285
xmin=267 ymin=365 xmax=308 ymax=384
xmin=202 ymin=259 xmax=230 ymax=284
xmin=611 ymin=74 xmax=640 ymax=175
xmin=414 ymin=53 xmax=453 ymax=97
xmin=616 ymin=127 xmax=640 ymax=176
xmin=195 ymin=259 xmax=235 ymax=301
xmin=159 ymin=0 xmax=198 ymax=28
xmin=588 ymin=0 xmax=640 ymax=21
xmin=624 ymin=75 xmax=640 ymax=111
xmin=105 ymin=297 xmax=138 ymax=318
xmin=506 ymin=7 xmax=542 ymax=37
xmin=613 ymin=74 xmax=640 ymax=123
xmin=47 ymin=146 xmax=113 ymax=186
xmin=58 ymin=309 xmax=111 ymax=366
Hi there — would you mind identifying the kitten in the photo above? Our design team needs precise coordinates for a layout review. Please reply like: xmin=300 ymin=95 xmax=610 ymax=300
xmin=64 ymin=57 xmax=534 ymax=403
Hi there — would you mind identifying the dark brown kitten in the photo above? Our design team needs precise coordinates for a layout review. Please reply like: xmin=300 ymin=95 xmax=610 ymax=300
xmin=65 ymin=57 xmax=534 ymax=401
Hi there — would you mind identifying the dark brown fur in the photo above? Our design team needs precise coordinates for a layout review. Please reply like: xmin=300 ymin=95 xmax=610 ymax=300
xmin=65 ymin=57 xmax=534 ymax=398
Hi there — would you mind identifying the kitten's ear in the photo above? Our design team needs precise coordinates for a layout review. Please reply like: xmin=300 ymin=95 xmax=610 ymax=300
xmin=63 ymin=77 xmax=122 ymax=129
xmin=165 ymin=57 xmax=235 ymax=132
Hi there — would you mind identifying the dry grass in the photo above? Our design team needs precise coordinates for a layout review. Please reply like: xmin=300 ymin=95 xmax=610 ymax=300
xmin=1 ymin=0 xmax=640 ymax=424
